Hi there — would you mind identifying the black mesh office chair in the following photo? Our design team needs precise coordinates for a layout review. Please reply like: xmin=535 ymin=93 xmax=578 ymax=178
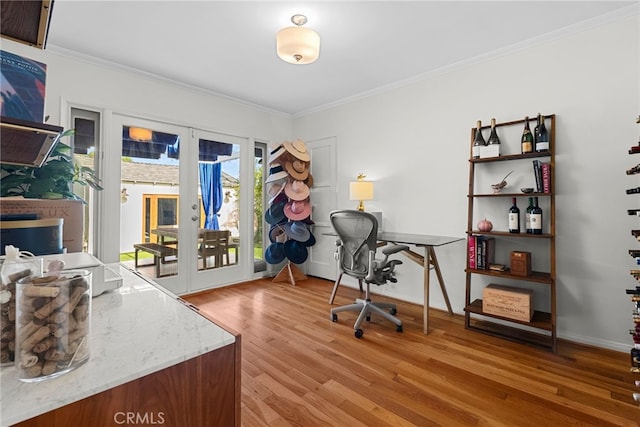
xmin=329 ymin=210 xmax=408 ymax=338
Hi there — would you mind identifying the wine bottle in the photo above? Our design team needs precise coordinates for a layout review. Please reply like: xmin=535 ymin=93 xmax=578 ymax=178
xmin=627 ymin=187 xmax=640 ymax=194
xmin=487 ymin=118 xmax=501 ymax=156
xmin=533 ymin=113 xmax=541 ymax=145
xmin=535 ymin=115 xmax=549 ymax=152
xmin=626 ymin=164 xmax=640 ymax=175
xmin=472 ymin=120 xmax=486 ymax=159
xmin=531 ymin=196 xmax=543 ymax=235
xmin=521 ymin=117 xmax=533 ymax=154
xmin=508 ymin=197 xmax=520 ymax=233
xmin=525 ymin=197 xmax=534 ymax=234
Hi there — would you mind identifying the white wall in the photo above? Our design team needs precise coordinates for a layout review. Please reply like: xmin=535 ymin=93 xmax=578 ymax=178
xmin=294 ymin=12 xmax=639 ymax=351
xmin=2 ymin=9 xmax=637 ymax=351
xmin=2 ymin=37 xmax=292 ymax=273
xmin=1 ymin=40 xmax=293 ymax=143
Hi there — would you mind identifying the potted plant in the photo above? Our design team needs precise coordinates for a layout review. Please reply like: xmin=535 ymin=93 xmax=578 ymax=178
xmin=0 ymin=129 xmax=103 ymax=201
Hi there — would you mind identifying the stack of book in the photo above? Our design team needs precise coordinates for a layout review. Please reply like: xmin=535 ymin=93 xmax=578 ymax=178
xmin=467 ymin=235 xmax=495 ymax=270
xmin=532 ymin=160 xmax=551 ymax=193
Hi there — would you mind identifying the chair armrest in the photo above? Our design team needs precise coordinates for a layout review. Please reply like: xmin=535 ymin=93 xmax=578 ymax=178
xmin=381 ymin=244 xmax=409 ymax=256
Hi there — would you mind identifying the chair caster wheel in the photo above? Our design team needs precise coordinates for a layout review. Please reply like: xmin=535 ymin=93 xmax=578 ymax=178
xmin=390 ymin=308 xmax=397 ymax=315
xmin=355 ymin=329 xmax=364 ymax=338
xmin=366 ymin=315 xmax=371 ymax=322
xmin=331 ymin=313 xmax=338 ymax=322
xmin=396 ymin=325 xmax=403 ymax=333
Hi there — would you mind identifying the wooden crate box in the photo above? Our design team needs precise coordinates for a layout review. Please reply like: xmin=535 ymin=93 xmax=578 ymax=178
xmin=482 ymin=284 xmax=533 ymax=322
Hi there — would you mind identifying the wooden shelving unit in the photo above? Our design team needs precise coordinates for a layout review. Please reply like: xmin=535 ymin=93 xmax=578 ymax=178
xmin=464 ymin=114 xmax=557 ymax=351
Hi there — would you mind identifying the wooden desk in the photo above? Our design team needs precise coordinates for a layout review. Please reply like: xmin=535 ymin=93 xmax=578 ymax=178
xmin=375 ymin=232 xmax=462 ymax=334
xmin=328 ymin=230 xmax=462 ymax=334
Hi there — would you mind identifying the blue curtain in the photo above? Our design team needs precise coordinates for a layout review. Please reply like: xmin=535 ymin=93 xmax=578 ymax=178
xmin=199 ymin=163 xmax=222 ymax=229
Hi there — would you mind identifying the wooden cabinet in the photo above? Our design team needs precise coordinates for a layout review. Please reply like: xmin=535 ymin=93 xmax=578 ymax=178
xmin=13 ymin=338 xmax=241 ymax=427
xmin=464 ymin=115 xmax=556 ymax=351
xmin=1 ymin=265 xmax=241 ymax=427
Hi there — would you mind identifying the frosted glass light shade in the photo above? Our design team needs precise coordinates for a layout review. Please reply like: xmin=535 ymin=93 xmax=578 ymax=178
xmin=276 ymin=26 xmax=320 ymax=64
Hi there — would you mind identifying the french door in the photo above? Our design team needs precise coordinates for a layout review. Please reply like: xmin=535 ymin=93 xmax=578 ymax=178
xmin=104 ymin=115 xmax=250 ymax=294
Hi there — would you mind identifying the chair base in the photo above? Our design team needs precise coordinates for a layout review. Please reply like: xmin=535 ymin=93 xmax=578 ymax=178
xmin=330 ymin=298 xmax=403 ymax=338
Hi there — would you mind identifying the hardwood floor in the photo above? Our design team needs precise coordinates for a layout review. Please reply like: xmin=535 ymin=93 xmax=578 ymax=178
xmin=184 ymin=276 xmax=639 ymax=426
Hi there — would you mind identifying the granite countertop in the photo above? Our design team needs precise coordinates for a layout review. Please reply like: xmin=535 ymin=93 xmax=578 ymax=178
xmin=0 ymin=264 xmax=235 ymax=426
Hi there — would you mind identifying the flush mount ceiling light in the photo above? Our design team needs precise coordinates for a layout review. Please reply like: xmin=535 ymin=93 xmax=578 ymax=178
xmin=276 ymin=14 xmax=320 ymax=65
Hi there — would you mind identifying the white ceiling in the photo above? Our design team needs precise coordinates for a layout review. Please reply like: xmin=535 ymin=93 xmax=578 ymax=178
xmin=46 ymin=1 xmax=635 ymax=115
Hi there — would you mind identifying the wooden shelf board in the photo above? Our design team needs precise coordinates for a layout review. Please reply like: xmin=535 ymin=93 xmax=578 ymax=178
xmin=470 ymin=152 xmax=551 ymax=163
xmin=469 ymin=192 xmax=552 ymax=198
xmin=465 ymin=269 xmax=553 ymax=284
xmin=465 ymin=318 xmax=554 ymax=351
xmin=467 ymin=230 xmax=553 ymax=238
xmin=465 ymin=299 xmax=553 ymax=330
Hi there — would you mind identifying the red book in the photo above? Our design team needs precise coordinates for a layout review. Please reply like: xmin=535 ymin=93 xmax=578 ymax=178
xmin=541 ymin=162 xmax=551 ymax=193
xmin=468 ymin=235 xmax=476 ymax=269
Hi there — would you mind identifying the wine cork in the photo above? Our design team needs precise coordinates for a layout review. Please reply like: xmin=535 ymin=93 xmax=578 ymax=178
xmin=23 ymin=285 xmax=60 ymax=298
xmin=8 ymin=269 xmax=32 ymax=284
xmin=19 ymin=351 xmax=39 ymax=368
xmin=42 ymin=360 xmax=58 ymax=376
xmin=21 ymin=363 xmax=43 ymax=378
xmin=15 ymin=270 xmax=91 ymax=380
xmin=20 ymin=325 xmax=51 ymax=352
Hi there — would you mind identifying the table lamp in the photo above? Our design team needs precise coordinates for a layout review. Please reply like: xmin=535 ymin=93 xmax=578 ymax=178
xmin=349 ymin=173 xmax=374 ymax=211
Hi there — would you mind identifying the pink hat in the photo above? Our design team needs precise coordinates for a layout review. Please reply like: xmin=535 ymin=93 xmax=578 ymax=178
xmin=284 ymin=200 xmax=312 ymax=221
xmin=284 ymin=180 xmax=310 ymax=201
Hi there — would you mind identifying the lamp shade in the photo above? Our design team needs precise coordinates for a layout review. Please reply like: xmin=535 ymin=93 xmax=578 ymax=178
xmin=129 ymin=127 xmax=152 ymax=142
xmin=276 ymin=26 xmax=320 ymax=64
xmin=349 ymin=180 xmax=374 ymax=201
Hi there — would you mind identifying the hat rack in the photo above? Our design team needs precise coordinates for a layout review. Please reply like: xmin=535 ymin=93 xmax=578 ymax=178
xmin=264 ymin=139 xmax=315 ymax=285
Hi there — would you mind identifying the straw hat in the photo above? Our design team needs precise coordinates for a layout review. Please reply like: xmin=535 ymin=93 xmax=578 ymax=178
xmin=285 ymin=159 xmax=309 ymax=181
xmin=265 ymin=165 xmax=289 ymax=183
xmin=267 ymin=179 xmax=287 ymax=204
xmin=283 ymin=139 xmax=310 ymax=162
xmin=284 ymin=180 xmax=310 ymax=201
xmin=268 ymin=145 xmax=288 ymax=165
xmin=304 ymin=173 xmax=314 ymax=188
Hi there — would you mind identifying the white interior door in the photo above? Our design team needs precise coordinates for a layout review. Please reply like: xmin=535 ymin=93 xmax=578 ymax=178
xmin=305 ymin=137 xmax=337 ymax=280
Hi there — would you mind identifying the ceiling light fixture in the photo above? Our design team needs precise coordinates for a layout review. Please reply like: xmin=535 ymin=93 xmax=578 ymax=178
xmin=276 ymin=14 xmax=320 ymax=65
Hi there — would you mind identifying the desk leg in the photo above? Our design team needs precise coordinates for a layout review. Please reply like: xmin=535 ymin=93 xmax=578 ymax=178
xmin=423 ymin=247 xmax=454 ymax=335
xmin=430 ymin=249 xmax=453 ymax=315
xmin=423 ymin=247 xmax=431 ymax=334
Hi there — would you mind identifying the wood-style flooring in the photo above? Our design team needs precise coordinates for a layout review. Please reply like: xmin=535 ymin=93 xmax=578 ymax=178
xmin=184 ymin=276 xmax=639 ymax=426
